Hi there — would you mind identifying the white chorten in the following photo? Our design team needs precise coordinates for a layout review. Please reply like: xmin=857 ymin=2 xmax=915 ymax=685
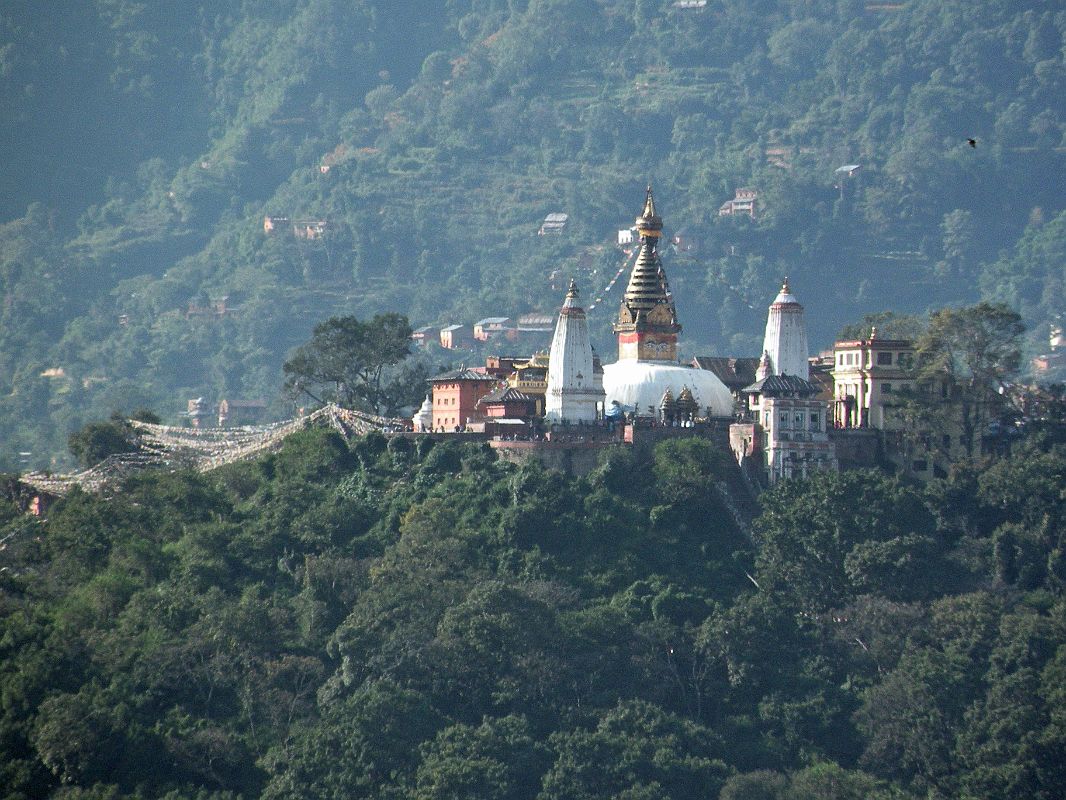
xmin=761 ymin=278 xmax=809 ymax=379
xmin=545 ymin=279 xmax=604 ymax=423
xmin=413 ymin=395 xmax=433 ymax=431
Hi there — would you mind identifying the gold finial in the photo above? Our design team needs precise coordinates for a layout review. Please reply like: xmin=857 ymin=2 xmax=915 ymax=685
xmin=642 ymin=184 xmax=656 ymax=219
xmin=781 ymin=276 xmax=790 ymax=293
xmin=635 ymin=185 xmax=663 ymax=237
xmin=566 ymin=278 xmax=579 ymax=299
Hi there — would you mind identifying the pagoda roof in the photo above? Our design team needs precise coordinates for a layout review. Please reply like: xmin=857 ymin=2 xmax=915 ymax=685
xmin=478 ymin=386 xmax=535 ymax=405
xmin=428 ymin=368 xmax=497 ymax=383
xmin=742 ymin=373 xmax=820 ymax=397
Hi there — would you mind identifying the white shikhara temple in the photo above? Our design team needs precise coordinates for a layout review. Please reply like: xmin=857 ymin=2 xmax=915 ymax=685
xmin=544 ymin=279 xmax=604 ymax=424
xmin=760 ymin=278 xmax=810 ymax=380
xmin=738 ymin=279 xmax=837 ymax=484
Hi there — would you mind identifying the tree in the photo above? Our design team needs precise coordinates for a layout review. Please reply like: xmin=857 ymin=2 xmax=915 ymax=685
xmin=909 ymin=303 xmax=1025 ymax=459
xmin=67 ymin=414 xmax=138 ymax=468
xmin=282 ymin=313 xmax=413 ymax=413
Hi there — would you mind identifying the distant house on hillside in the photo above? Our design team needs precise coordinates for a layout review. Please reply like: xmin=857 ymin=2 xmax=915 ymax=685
xmin=539 ymin=213 xmax=568 ymax=235
xmin=516 ymin=312 xmax=554 ymax=333
xmin=411 ymin=325 xmax=440 ymax=348
xmin=719 ymin=188 xmax=758 ymax=218
xmin=263 ymin=215 xmax=328 ymax=239
xmin=218 ymin=399 xmax=267 ymax=427
xmin=263 ymin=215 xmax=290 ymax=234
xmin=474 ymin=317 xmax=511 ymax=342
xmin=187 ymin=397 xmax=212 ymax=428
xmin=440 ymin=324 xmax=472 ymax=350
xmin=292 ymin=219 xmax=327 ymax=239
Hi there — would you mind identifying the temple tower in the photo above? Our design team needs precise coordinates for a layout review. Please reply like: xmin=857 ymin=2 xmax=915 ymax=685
xmin=546 ymin=279 xmax=604 ymax=423
xmin=761 ymin=278 xmax=809 ymax=379
xmin=614 ymin=186 xmax=681 ymax=362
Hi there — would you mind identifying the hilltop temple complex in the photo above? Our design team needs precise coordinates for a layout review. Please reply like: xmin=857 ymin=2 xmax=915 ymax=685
xmin=419 ymin=188 xmax=964 ymax=487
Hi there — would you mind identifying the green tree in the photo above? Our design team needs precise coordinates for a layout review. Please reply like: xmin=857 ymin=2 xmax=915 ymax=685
xmin=909 ymin=303 xmax=1025 ymax=459
xmin=413 ymin=715 xmax=548 ymax=800
xmin=283 ymin=313 xmax=413 ymax=413
xmin=67 ymin=415 xmax=138 ymax=468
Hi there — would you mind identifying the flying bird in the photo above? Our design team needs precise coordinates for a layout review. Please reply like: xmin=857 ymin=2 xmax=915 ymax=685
xmin=967 ymin=138 xmax=977 ymax=148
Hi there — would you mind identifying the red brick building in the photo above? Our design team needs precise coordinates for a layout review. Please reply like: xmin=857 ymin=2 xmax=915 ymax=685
xmin=428 ymin=368 xmax=498 ymax=431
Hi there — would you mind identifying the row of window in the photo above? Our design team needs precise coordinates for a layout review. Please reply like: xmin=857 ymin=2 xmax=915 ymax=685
xmin=837 ymin=381 xmax=914 ymax=397
xmin=836 ymin=351 xmax=914 ymax=368
xmin=764 ymin=410 xmax=822 ymax=431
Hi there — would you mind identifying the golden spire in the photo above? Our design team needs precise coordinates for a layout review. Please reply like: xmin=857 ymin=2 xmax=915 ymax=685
xmin=781 ymin=276 xmax=790 ymax=293
xmin=566 ymin=278 xmax=579 ymax=300
xmin=635 ymin=184 xmax=663 ymax=238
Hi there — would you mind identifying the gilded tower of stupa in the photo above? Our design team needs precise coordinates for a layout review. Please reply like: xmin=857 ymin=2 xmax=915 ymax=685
xmin=614 ymin=187 xmax=682 ymax=362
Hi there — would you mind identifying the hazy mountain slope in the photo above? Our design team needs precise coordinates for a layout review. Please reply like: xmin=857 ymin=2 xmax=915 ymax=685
xmin=1 ymin=0 xmax=1063 ymax=468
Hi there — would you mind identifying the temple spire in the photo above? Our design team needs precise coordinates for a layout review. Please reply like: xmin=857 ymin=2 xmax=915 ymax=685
xmin=615 ymin=189 xmax=681 ymax=361
xmin=546 ymin=279 xmax=603 ymax=423
xmin=762 ymin=278 xmax=809 ymax=379
xmin=636 ymin=185 xmax=662 ymax=238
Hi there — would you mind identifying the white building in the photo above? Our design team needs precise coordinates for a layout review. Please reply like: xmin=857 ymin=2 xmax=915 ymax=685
xmin=545 ymin=280 xmax=604 ymax=424
xmin=761 ymin=278 xmax=809 ymax=380
xmin=741 ymin=370 xmax=837 ymax=484
xmin=731 ymin=281 xmax=836 ymax=486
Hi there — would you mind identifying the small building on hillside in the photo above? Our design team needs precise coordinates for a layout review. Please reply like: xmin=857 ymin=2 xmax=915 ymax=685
xmin=738 ymin=366 xmax=837 ymax=485
xmin=218 ymin=399 xmax=267 ymax=427
xmin=293 ymin=219 xmax=327 ymax=239
xmin=476 ymin=385 xmax=538 ymax=421
xmin=832 ymin=333 xmax=915 ymax=431
xmin=187 ymin=397 xmax=212 ymax=428
xmin=484 ymin=355 xmax=524 ymax=378
xmin=473 ymin=317 xmax=511 ymax=342
xmin=411 ymin=325 xmax=440 ymax=348
xmin=263 ymin=215 xmax=290 ymax=234
xmin=428 ymin=368 xmax=498 ymax=431
xmin=719 ymin=188 xmax=758 ymax=218
xmin=539 ymin=213 xmax=569 ymax=235
xmin=439 ymin=324 xmax=472 ymax=350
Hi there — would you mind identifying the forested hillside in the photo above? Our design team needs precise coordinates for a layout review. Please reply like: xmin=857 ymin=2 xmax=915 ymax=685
xmin=2 ymin=0 xmax=1064 ymax=468
xmin=3 ymin=428 xmax=1066 ymax=799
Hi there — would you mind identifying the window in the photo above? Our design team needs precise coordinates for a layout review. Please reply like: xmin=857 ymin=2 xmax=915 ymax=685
xmin=779 ymin=412 xmax=789 ymax=428
xmin=809 ymin=412 xmax=820 ymax=431
xmin=877 ymin=351 xmax=892 ymax=365
xmin=882 ymin=383 xmax=892 ymax=393
xmin=794 ymin=413 xmax=804 ymax=427
xmin=898 ymin=353 xmax=913 ymax=369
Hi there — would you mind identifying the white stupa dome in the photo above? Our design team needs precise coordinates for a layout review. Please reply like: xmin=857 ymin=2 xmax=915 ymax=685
xmin=602 ymin=361 xmax=734 ymax=417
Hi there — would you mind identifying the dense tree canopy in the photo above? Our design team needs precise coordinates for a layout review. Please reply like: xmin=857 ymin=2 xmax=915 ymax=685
xmin=3 ymin=420 xmax=1066 ymax=799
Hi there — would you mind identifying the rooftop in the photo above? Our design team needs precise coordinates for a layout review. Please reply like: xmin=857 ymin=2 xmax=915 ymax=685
xmin=743 ymin=374 xmax=821 ymax=397
xmin=428 ymin=368 xmax=499 ymax=383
